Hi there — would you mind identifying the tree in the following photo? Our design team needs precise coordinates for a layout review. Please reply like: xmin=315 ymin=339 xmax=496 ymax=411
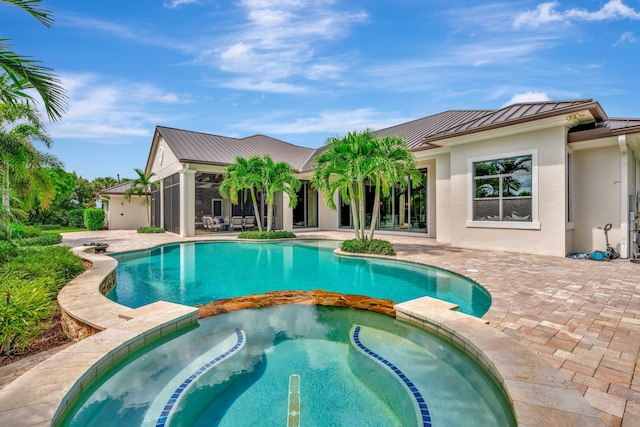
xmin=312 ymin=129 xmax=378 ymax=240
xmin=0 ymin=1 xmax=67 ymax=121
xmin=259 ymin=155 xmax=300 ymax=232
xmin=0 ymin=102 xmax=52 ymax=210
xmin=123 ymin=168 xmax=156 ymax=227
xmin=219 ymin=156 xmax=264 ymax=231
xmin=367 ymin=136 xmax=422 ymax=240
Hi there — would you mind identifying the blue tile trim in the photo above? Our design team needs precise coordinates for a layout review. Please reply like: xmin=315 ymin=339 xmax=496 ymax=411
xmin=352 ymin=326 xmax=432 ymax=427
xmin=155 ymin=328 xmax=244 ymax=427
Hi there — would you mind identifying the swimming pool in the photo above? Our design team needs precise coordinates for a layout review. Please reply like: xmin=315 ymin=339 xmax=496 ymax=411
xmin=108 ymin=240 xmax=491 ymax=317
xmin=59 ymin=306 xmax=515 ymax=426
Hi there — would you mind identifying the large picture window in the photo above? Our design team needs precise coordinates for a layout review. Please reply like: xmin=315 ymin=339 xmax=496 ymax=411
xmin=473 ymin=155 xmax=532 ymax=222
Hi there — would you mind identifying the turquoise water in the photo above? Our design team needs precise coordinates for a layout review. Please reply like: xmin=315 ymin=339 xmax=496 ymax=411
xmin=60 ymin=306 xmax=515 ymax=427
xmin=109 ymin=240 xmax=491 ymax=317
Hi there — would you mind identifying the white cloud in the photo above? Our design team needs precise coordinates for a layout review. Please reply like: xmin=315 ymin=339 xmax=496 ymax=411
xmin=614 ymin=31 xmax=639 ymax=46
xmin=164 ymin=0 xmax=199 ymax=8
xmin=46 ymin=73 xmax=192 ymax=142
xmin=233 ymin=108 xmax=413 ymax=135
xmin=514 ymin=0 xmax=640 ymax=29
xmin=502 ymin=91 xmax=550 ymax=107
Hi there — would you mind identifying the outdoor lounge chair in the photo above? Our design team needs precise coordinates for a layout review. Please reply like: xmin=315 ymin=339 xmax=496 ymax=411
xmin=202 ymin=216 xmax=214 ymax=230
xmin=230 ymin=216 xmax=244 ymax=231
xmin=244 ymin=215 xmax=257 ymax=231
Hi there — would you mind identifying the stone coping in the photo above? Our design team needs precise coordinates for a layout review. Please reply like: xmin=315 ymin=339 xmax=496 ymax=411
xmin=395 ymin=297 xmax=603 ymax=427
xmin=0 ymin=240 xmax=605 ymax=426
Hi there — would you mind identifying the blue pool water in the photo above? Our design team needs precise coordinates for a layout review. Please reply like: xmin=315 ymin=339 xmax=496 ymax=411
xmin=59 ymin=306 xmax=515 ymax=426
xmin=108 ymin=240 xmax=491 ymax=317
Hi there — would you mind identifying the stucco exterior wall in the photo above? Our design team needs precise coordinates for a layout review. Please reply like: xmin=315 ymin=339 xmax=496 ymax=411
xmin=148 ymin=137 xmax=183 ymax=181
xmin=434 ymin=153 xmax=451 ymax=243
xmin=105 ymin=195 xmax=149 ymax=230
xmin=448 ymin=126 xmax=569 ymax=256
xmin=572 ymin=144 xmax=622 ymax=253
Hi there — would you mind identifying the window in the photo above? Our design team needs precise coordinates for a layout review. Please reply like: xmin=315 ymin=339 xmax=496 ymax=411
xmin=293 ymin=181 xmax=318 ymax=228
xmin=473 ymin=155 xmax=532 ymax=222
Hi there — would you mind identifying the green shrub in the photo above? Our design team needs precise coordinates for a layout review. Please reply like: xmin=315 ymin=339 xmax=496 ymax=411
xmin=18 ymin=233 xmax=63 ymax=247
xmin=0 ymin=278 xmax=56 ymax=355
xmin=0 ymin=241 xmax=18 ymax=264
xmin=137 ymin=226 xmax=165 ymax=233
xmin=38 ymin=224 xmax=61 ymax=230
xmin=67 ymin=209 xmax=86 ymax=228
xmin=9 ymin=223 xmax=24 ymax=237
xmin=21 ymin=226 xmax=42 ymax=238
xmin=84 ymin=208 xmax=105 ymax=231
xmin=340 ymin=238 xmax=396 ymax=256
xmin=238 ymin=230 xmax=296 ymax=239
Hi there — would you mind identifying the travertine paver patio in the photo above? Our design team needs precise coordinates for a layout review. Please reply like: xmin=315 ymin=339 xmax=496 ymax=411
xmin=1 ymin=229 xmax=638 ymax=426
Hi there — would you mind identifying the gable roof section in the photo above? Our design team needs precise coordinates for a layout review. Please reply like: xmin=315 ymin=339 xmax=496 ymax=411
xmin=568 ymin=117 xmax=640 ymax=143
xmin=422 ymin=99 xmax=606 ymax=144
xmin=156 ymin=126 xmax=315 ymax=170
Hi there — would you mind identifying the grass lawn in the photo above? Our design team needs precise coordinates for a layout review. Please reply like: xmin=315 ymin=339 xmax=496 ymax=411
xmin=42 ymin=228 xmax=87 ymax=234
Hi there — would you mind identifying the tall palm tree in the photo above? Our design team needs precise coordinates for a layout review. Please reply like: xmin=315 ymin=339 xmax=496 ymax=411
xmin=123 ymin=168 xmax=157 ymax=227
xmin=312 ymin=129 xmax=378 ymax=240
xmin=219 ymin=155 xmax=264 ymax=231
xmin=0 ymin=102 xmax=52 ymax=209
xmin=259 ymin=155 xmax=300 ymax=232
xmin=367 ymin=135 xmax=422 ymax=240
xmin=0 ymin=1 xmax=67 ymax=121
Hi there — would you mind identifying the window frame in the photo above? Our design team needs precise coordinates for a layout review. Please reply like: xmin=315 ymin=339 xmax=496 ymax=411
xmin=466 ymin=149 xmax=540 ymax=230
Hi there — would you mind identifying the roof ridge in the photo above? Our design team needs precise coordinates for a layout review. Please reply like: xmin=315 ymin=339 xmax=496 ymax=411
xmin=157 ymin=125 xmax=241 ymax=141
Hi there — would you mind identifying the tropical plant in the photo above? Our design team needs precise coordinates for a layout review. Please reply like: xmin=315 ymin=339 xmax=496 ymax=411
xmin=259 ymin=155 xmax=301 ymax=232
xmin=0 ymin=0 xmax=67 ymax=121
xmin=123 ymin=168 xmax=157 ymax=227
xmin=219 ymin=156 xmax=264 ymax=231
xmin=312 ymin=129 xmax=378 ymax=240
xmin=0 ymin=102 xmax=54 ymax=210
xmin=366 ymin=135 xmax=422 ymax=240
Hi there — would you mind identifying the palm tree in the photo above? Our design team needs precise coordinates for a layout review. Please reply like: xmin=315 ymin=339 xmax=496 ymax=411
xmin=259 ymin=155 xmax=301 ymax=232
xmin=367 ymin=135 xmax=422 ymax=240
xmin=0 ymin=102 xmax=52 ymax=209
xmin=0 ymin=1 xmax=67 ymax=121
xmin=219 ymin=156 xmax=264 ymax=231
xmin=123 ymin=168 xmax=157 ymax=227
xmin=312 ymin=129 xmax=378 ymax=240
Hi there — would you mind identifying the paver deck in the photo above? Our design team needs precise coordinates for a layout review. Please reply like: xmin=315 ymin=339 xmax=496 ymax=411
xmin=1 ymin=229 xmax=638 ymax=426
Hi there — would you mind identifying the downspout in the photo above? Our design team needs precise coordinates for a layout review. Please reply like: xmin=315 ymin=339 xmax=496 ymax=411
xmin=618 ymin=135 xmax=629 ymax=258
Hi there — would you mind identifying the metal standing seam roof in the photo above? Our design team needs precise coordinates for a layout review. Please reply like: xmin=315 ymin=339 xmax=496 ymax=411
xmin=98 ymin=181 xmax=137 ymax=196
xmin=421 ymin=99 xmax=602 ymax=143
xmin=156 ymin=126 xmax=316 ymax=171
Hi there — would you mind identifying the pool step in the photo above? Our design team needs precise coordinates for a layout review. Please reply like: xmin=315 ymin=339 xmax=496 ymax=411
xmin=287 ymin=374 xmax=300 ymax=427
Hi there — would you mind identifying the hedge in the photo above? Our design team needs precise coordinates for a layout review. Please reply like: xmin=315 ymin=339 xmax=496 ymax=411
xmin=340 ymin=238 xmax=396 ymax=255
xmin=237 ymin=231 xmax=296 ymax=239
xmin=84 ymin=208 xmax=105 ymax=231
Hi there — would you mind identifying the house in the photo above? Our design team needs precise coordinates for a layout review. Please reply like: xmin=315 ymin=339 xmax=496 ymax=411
xmin=98 ymin=181 xmax=150 ymax=230
xmin=139 ymin=99 xmax=640 ymax=258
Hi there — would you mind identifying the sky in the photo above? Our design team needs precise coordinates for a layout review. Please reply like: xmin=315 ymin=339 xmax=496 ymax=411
xmin=3 ymin=0 xmax=640 ymax=180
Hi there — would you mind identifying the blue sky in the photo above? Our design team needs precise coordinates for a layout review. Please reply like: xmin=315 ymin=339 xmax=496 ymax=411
xmin=3 ymin=0 xmax=640 ymax=180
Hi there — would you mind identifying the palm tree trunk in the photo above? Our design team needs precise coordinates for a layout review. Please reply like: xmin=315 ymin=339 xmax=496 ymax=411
xmin=267 ymin=203 xmax=273 ymax=232
xmin=358 ymin=181 xmax=366 ymax=240
xmin=369 ymin=178 xmax=381 ymax=240
xmin=250 ymin=189 xmax=263 ymax=231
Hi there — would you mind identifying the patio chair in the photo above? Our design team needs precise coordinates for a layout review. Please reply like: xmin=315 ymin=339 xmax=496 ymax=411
xmin=230 ymin=216 xmax=244 ymax=232
xmin=202 ymin=216 xmax=214 ymax=231
xmin=211 ymin=216 xmax=224 ymax=232
xmin=244 ymin=215 xmax=257 ymax=231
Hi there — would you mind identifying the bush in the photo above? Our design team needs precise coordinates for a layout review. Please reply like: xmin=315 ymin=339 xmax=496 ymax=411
xmin=8 ymin=223 xmax=24 ymax=238
xmin=18 ymin=233 xmax=63 ymax=247
xmin=137 ymin=226 xmax=165 ymax=233
xmin=0 ymin=246 xmax=84 ymax=355
xmin=238 ymin=230 xmax=296 ymax=239
xmin=0 ymin=241 xmax=18 ymax=264
xmin=38 ymin=224 xmax=61 ymax=230
xmin=84 ymin=208 xmax=105 ymax=231
xmin=0 ymin=279 xmax=56 ymax=355
xmin=22 ymin=226 xmax=42 ymax=238
xmin=340 ymin=238 xmax=396 ymax=256
xmin=67 ymin=209 xmax=86 ymax=228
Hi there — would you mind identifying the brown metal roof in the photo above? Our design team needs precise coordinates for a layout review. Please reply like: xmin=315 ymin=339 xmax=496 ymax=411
xmin=568 ymin=117 xmax=640 ymax=143
xmin=374 ymin=110 xmax=493 ymax=149
xmin=422 ymin=99 xmax=605 ymax=144
xmin=156 ymin=126 xmax=316 ymax=171
xmin=98 ymin=181 xmax=136 ymax=195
